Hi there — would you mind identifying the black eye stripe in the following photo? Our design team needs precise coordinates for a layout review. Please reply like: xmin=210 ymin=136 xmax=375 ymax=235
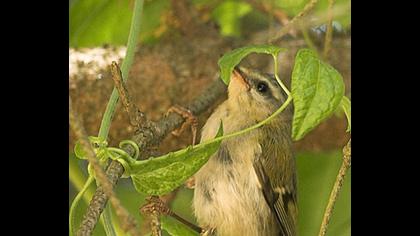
xmin=265 ymin=74 xmax=280 ymax=87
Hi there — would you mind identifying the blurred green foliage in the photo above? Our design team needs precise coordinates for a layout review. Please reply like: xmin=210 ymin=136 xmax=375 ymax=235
xmin=211 ymin=1 xmax=252 ymax=37
xmin=276 ymin=0 xmax=350 ymax=25
xmin=296 ymin=151 xmax=351 ymax=236
xmin=70 ymin=0 xmax=133 ymax=47
xmin=70 ymin=0 xmax=170 ymax=47
xmin=70 ymin=0 xmax=350 ymax=47
xmin=69 ymin=150 xmax=350 ymax=236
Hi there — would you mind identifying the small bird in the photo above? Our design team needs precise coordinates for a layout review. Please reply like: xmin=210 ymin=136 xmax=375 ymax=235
xmin=193 ymin=66 xmax=298 ymax=236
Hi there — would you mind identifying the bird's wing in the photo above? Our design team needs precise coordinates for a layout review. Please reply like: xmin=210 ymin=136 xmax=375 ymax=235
xmin=253 ymin=159 xmax=297 ymax=236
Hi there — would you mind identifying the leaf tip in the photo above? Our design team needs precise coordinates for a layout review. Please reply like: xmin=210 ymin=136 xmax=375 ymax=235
xmin=216 ymin=120 xmax=224 ymax=137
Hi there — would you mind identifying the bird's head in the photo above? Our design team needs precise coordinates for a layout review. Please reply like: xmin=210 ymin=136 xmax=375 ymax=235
xmin=227 ymin=66 xmax=290 ymax=122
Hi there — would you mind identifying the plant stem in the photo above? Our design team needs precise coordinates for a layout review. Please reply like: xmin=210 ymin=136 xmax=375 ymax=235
xmin=150 ymin=210 xmax=162 ymax=236
xmin=300 ymin=22 xmax=318 ymax=55
xmin=98 ymin=0 xmax=144 ymax=139
xmin=69 ymin=158 xmax=114 ymax=236
xmin=323 ymin=0 xmax=336 ymax=60
xmin=85 ymin=1 xmax=144 ymax=235
xmin=202 ymin=95 xmax=292 ymax=145
xmin=318 ymin=139 xmax=351 ymax=236
xmin=69 ymin=157 xmax=94 ymax=197
xmin=272 ymin=54 xmax=290 ymax=96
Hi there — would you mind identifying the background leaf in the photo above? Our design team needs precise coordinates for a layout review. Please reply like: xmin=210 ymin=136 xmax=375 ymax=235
xmin=130 ymin=123 xmax=223 ymax=195
xmin=274 ymin=0 xmax=351 ymax=29
xmin=70 ymin=0 xmax=133 ymax=47
xmin=70 ymin=0 xmax=169 ymax=47
xmin=291 ymin=49 xmax=344 ymax=140
xmin=218 ymin=45 xmax=286 ymax=84
xmin=297 ymin=151 xmax=351 ymax=236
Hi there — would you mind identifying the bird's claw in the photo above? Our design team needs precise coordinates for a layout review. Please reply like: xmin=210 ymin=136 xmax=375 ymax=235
xmin=167 ymin=105 xmax=198 ymax=145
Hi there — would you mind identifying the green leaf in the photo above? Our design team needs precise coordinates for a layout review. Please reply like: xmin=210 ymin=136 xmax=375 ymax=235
xmin=218 ymin=45 xmax=286 ymax=85
xmin=291 ymin=49 xmax=345 ymax=140
xmin=130 ymin=123 xmax=223 ymax=195
xmin=340 ymin=96 xmax=351 ymax=132
xmin=161 ymin=216 xmax=198 ymax=236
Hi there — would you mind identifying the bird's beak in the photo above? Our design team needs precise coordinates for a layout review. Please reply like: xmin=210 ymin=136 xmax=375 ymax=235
xmin=230 ymin=67 xmax=250 ymax=91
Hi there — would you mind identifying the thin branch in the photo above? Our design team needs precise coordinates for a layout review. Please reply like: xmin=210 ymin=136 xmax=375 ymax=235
xmin=98 ymin=0 xmax=144 ymax=139
xmin=79 ymin=78 xmax=226 ymax=234
xmin=69 ymin=97 xmax=141 ymax=236
xmin=149 ymin=196 xmax=163 ymax=236
xmin=110 ymin=61 xmax=146 ymax=128
xmin=323 ymin=0 xmax=336 ymax=60
xmin=269 ymin=0 xmax=319 ymax=44
xmin=150 ymin=213 xmax=162 ymax=236
xmin=318 ymin=139 xmax=351 ymax=236
xmin=139 ymin=188 xmax=181 ymax=235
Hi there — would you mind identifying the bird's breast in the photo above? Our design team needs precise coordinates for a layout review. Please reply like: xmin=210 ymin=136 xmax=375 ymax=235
xmin=193 ymin=139 xmax=278 ymax=236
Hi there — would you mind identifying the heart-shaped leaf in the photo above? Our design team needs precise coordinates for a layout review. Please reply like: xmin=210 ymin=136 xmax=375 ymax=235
xmin=218 ymin=45 xmax=286 ymax=84
xmin=291 ymin=49 xmax=345 ymax=140
xmin=130 ymin=123 xmax=223 ymax=195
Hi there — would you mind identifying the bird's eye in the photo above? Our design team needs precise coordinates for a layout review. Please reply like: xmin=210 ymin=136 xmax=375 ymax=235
xmin=257 ymin=81 xmax=269 ymax=93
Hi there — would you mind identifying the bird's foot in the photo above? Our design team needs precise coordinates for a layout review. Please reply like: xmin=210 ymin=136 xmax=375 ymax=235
xmin=166 ymin=105 xmax=198 ymax=145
